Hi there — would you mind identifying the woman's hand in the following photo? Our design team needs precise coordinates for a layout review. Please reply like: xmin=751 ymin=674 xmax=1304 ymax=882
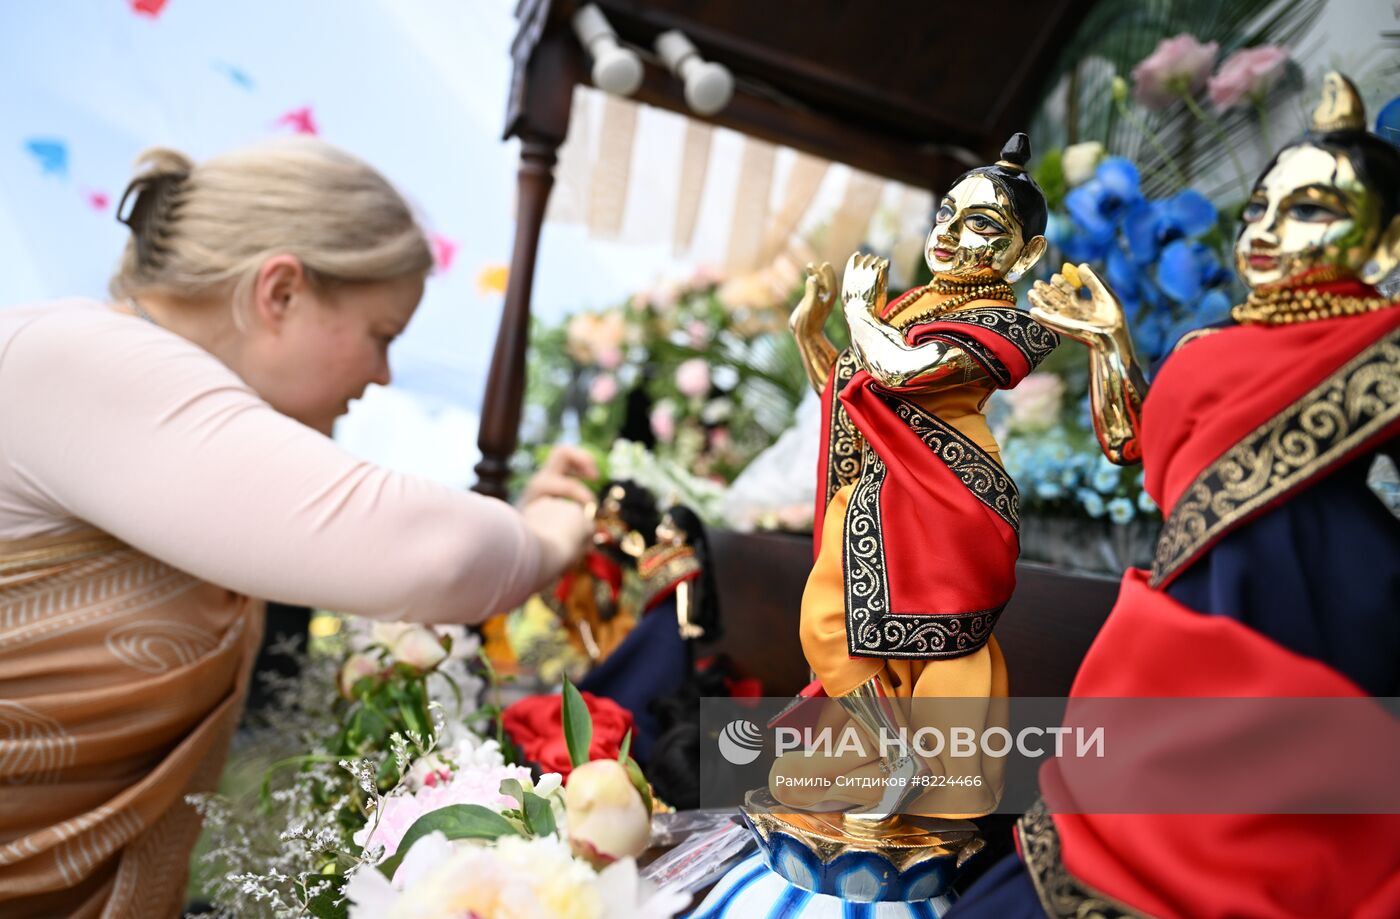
xmin=520 ymin=446 xmax=598 ymax=585
xmin=1027 ymin=263 xmax=1126 ymax=345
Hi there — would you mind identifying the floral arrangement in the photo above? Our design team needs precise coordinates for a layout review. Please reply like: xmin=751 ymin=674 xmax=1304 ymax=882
xmin=191 ymin=621 xmax=683 ymax=919
xmin=520 ymin=267 xmax=807 ymax=496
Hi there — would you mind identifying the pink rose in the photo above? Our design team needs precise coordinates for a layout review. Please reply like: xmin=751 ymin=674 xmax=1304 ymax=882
xmin=650 ymin=404 xmax=675 ymax=443
xmin=1208 ymin=45 xmax=1289 ymax=111
xmin=1132 ymin=34 xmax=1219 ymax=109
xmin=675 ymin=358 xmax=711 ymax=399
xmin=589 ymin=373 xmax=619 ymax=404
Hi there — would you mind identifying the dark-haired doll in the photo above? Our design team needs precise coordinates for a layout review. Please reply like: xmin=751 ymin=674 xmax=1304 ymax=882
xmin=782 ymin=134 xmax=1060 ymax=822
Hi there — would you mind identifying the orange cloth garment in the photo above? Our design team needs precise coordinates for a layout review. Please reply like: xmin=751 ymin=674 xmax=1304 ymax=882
xmin=0 ymin=529 xmax=262 ymax=918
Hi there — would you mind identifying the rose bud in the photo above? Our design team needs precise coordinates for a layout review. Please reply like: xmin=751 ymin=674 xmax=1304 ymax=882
xmin=338 ymin=652 xmax=380 ymax=698
xmin=563 ymin=759 xmax=650 ymax=867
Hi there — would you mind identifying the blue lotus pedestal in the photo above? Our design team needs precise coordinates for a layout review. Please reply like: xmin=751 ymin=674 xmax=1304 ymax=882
xmin=688 ymin=790 xmax=985 ymax=918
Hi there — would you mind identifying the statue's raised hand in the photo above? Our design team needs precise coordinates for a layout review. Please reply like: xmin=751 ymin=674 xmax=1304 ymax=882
xmin=842 ymin=253 xmax=889 ymax=318
xmin=790 ymin=261 xmax=838 ymax=340
xmin=1027 ymin=263 xmax=1126 ymax=345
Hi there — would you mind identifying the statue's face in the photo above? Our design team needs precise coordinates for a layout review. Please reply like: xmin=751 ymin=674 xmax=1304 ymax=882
xmin=1235 ymin=143 xmax=1383 ymax=288
xmin=925 ymin=175 xmax=1027 ymax=280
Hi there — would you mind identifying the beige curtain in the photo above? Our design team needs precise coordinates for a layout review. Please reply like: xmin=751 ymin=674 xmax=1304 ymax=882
xmin=545 ymin=88 xmax=934 ymax=300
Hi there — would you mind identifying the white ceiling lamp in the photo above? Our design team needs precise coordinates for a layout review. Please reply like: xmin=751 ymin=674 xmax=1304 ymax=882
xmin=572 ymin=4 xmax=643 ymax=97
xmin=655 ymin=29 xmax=734 ymax=117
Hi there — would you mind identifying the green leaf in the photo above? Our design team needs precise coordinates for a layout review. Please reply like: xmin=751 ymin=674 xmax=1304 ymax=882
xmin=305 ymin=882 xmax=349 ymax=919
xmin=560 ymin=677 xmax=593 ymax=769
xmin=499 ymin=777 xmax=526 ymax=810
xmin=522 ymin=791 xmax=557 ymax=837
xmin=623 ymin=756 xmax=653 ymax=815
xmin=377 ymin=804 xmax=521 ymax=878
xmin=617 ymin=729 xmax=632 ymax=764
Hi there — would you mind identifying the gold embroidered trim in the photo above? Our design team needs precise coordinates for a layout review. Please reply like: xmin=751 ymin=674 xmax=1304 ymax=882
xmin=1018 ymin=799 xmax=1154 ymax=919
xmin=876 ymin=391 xmax=1020 ymax=532
xmin=918 ymin=307 xmax=1059 ymax=371
xmin=1151 ymin=327 xmax=1400 ymax=587
xmin=823 ymin=349 xmax=865 ymax=507
xmin=842 ymin=444 xmax=1003 ymax=659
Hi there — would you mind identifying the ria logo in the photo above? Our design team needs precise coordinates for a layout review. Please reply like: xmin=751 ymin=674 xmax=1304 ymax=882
xmin=717 ymin=719 xmax=764 ymax=765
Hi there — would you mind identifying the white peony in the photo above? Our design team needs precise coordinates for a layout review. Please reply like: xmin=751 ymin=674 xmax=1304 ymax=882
xmin=344 ymin=832 xmax=687 ymax=919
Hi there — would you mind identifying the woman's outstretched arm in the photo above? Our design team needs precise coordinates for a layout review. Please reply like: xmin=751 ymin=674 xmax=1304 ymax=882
xmin=0 ymin=305 xmax=590 ymax=623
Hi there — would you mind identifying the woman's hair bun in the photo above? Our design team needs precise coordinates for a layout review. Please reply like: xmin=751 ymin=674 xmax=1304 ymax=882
xmin=116 ymin=147 xmax=193 ymax=238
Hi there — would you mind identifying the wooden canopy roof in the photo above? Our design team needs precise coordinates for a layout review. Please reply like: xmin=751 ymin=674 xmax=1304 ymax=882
xmin=477 ymin=0 xmax=1094 ymax=496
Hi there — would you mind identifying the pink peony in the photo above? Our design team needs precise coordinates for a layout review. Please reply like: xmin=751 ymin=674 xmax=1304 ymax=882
xmin=675 ymin=358 xmax=711 ymax=399
xmin=589 ymin=373 xmax=619 ymax=404
xmin=1208 ymin=45 xmax=1289 ymax=111
xmin=355 ymin=760 xmax=531 ymax=859
xmin=650 ymin=404 xmax=675 ymax=443
xmin=1131 ymin=34 xmax=1219 ymax=109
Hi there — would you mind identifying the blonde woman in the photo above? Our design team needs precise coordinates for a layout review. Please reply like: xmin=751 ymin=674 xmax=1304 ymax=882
xmin=0 ymin=138 xmax=594 ymax=917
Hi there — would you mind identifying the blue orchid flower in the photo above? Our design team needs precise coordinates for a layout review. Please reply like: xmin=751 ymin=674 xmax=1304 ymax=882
xmin=1159 ymin=239 xmax=1230 ymax=305
xmin=1123 ymin=192 xmax=1217 ymax=271
xmin=1065 ymin=158 xmax=1143 ymax=244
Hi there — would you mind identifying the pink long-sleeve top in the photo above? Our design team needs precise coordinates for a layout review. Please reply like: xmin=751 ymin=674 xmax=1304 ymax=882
xmin=0 ymin=299 xmax=544 ymax=622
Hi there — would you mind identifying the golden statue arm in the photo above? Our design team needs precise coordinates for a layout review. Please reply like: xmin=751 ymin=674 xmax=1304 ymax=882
xmin=843 ymin=298 xmax=985 ymax=392
xmin=790 ymin=262 xmax=841 ymax=393
xmin=841 ymin=253 xmax=988 ymax=393
xmin=1028 ymin=264 xmax=1147 ymax=465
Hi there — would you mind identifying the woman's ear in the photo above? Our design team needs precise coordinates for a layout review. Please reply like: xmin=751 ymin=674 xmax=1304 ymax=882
xmin=1361 ymin=215 xmax=1400 ymax=285
xmin=250 ymin=255 xmax=307 ymax=332
xmin=1008 ymin=235 xmax=1048 ymax=282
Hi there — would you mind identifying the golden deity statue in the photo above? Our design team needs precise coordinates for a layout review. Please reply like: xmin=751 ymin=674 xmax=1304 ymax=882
xmin=1028 ymin=72 xmax=1400 ymax=473
xmin=777 ymin=134 xmax=1059 ymax=829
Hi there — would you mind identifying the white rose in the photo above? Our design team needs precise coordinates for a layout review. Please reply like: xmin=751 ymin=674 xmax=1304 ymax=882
xmin=390 ymin=626 xmax=448 ymax=672
xmin=564 ymin=760 xmax=651 ymax=867
xmin=1062 ymin=141 xmax=1105 ymax=187
xmin=371 ymin=621 xmax=415 ymax=648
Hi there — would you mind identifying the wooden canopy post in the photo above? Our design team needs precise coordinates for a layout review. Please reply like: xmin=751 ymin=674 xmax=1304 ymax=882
xmin=474 ymin=10 xmax=582 ymax=499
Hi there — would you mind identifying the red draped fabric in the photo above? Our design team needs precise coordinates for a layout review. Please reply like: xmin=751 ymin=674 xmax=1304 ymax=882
xmin=838 ymin=371 xmax=1019 ymax=622
xmin=1038 ymin=571 xmax=1400 ymax=919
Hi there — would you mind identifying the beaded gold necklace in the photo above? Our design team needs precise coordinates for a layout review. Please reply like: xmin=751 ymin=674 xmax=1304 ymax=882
xmin=1231 ymin=269 xmax=1397 ymax=326
xmin=895 ymin=276 xmax=1016 ymax=328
